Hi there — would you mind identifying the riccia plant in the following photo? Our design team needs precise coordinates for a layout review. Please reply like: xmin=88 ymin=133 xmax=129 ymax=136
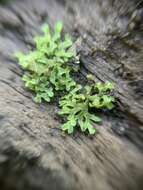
xmin=15 ymin=22 xmax=76 ymax=103
xmin=15 ymin=22 xmax=115 ymax=135
xmin=59 ymin=78 xmax=115 ymax=134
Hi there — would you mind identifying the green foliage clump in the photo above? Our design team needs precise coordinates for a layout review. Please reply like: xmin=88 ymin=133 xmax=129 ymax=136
xmin=59 ymin=80 xmax=115 ymax=134
xmin=15 ymin=22 xmax=76 ymax=103
xmin=15 ymin=21 xmax=115 ymax=135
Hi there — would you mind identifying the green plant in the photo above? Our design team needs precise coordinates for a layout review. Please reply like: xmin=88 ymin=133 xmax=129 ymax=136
xmin=15 ymin=22 xmax=77 ymax=103
xmin=15 ymin=21 xmax=115 ymax=135
xmin=59 ymin=80 xmax=115 ymax=134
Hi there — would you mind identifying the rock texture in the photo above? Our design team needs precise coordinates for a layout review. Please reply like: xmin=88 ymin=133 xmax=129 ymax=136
xmin=0 ymin=0 xmax=143 ymax=190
